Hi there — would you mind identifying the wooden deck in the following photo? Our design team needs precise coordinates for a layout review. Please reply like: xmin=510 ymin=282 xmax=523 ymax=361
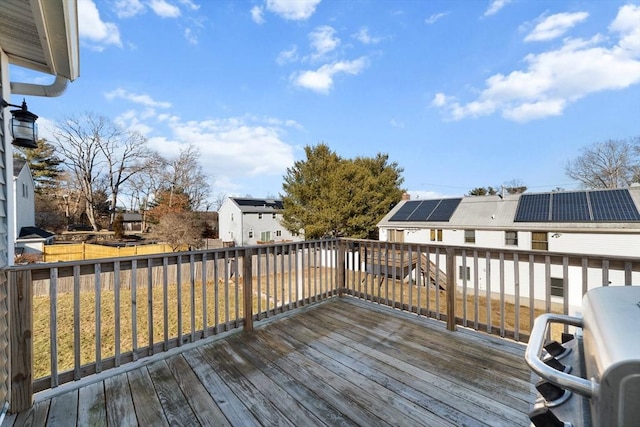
xmin=6 ymin=298 xmax=535 ymax=426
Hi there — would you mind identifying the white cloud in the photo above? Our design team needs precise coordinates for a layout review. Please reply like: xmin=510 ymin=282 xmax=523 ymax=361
xmin=156 ymin=117 xmax=296 ymax=194
xmin=277 ymin=45 xmax=298 ymax=65
xmin=484 ymin=0 xmax=511 ymax=17
xmin=610 ymin=4 xmax=640 ymax=55
xmin=525 ymin=12 xmax=589 ymax=42
xmin=292 ymin=57 xmax=368 ymax=93
xmin=114 ymin=0 xmax=145 ymax=18
xmin=184 ymin=28 xmax=198 ymax=45
xmin=390 ymin=119 xmax=404 ymax=128
xmin=251 ymin=6 xmax=265 ymax=24
xmin=353 ymin=27 xmax=383 ymax=44
xmin=105 ymin=88 xmax=172 ymax=108
xmin=432 ymin=5 xmax=640 ymax=123
xmin=78 ymin=0 xmax=122 ymax=50
xmin=425 ymin=12 xmax=448 ymax=25
xmin=265 ymin=0 xmax=321 ymax=21
xmin=178 ymin=0 xmax=200 ymax=11
xmin=149 ymin=0 xmax=181 ymax=18
xmin=308 ymin=26 xmax=340 ymax=60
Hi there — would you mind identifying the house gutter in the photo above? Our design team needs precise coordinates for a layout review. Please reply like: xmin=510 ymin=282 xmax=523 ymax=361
xmin=10 ymin=75 xmax=69 ymax=97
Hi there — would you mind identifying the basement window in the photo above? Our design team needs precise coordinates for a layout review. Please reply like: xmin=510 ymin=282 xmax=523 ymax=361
xmin=532 ymin=232 xmax=548 ymax=251
xmin=464 ymin=230 xmax=475 ymax=244
xmin=550 ymin=278 xmax=564 ymax=297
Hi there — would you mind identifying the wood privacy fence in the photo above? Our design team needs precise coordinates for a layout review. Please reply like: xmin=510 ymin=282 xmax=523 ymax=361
xmin=33 ymin=246 xmax=325 ymax=297
xmin=42 ymin=243 xmax=181 ymax=263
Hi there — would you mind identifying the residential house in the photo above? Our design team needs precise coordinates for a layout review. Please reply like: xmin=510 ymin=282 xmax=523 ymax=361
xmin=218 ymin=197 xmax=303 ymax=246
xmin=13 ymin=160 xmax=54 ymax=255
xmin=377 ymin=187 xmax=640 ymax=313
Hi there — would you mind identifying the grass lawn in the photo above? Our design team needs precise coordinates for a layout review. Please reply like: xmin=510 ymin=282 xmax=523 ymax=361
xmin=32 ymin=269 xmax=557 ymax=380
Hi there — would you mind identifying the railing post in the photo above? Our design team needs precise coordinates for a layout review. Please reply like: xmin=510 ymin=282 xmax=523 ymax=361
xmin=243 ymin=248 xmax=254 ymax=332
xmin=9 ymin=270 xmax=33 ymax=413
xmin=445 ymin=248 xmax=457 ymax=331
xmin=337 ymin=240 xmax=346 ymax=297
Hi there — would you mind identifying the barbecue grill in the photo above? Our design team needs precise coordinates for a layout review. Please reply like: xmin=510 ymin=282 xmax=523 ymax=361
xmin=525 ymin=286 xmax=640 ymax=427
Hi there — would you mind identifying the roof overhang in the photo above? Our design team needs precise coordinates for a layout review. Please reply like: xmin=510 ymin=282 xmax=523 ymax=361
xmin=0 ymin=0 xmax=79 ymax=80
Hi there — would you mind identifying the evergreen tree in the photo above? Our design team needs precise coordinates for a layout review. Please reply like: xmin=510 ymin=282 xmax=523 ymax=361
xmin=14 ymin=139 xmax=62 ymax=193
xmin=281 ymin=144 xmax=405 ymax=239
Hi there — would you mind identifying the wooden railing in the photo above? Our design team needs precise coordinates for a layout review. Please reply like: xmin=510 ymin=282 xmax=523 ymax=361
xmin=3 ymin=238 xmax=639 ymax=413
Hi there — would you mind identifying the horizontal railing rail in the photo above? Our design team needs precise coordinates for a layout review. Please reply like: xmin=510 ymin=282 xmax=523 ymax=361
xmin=339 ymin=239 xmax=639 ymax=342
xmin=4 ymin=237 xmax=639 ymax=414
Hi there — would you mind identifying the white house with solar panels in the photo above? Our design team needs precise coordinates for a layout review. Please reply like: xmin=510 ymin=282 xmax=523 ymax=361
xmin=377 ymin=187 xmax=640 ymax=313
xmin=218 ymin=197 xmax=303 ymax=246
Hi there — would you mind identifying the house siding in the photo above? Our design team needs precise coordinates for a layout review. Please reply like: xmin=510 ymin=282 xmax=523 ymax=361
xmin=0 ymin=51 xmax=8 ymax=269
xmin=14 ymin=163 xmax=35 ymax=238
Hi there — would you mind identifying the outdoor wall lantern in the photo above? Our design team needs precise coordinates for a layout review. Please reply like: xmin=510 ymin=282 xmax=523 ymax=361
xmin=1 ymin=98 xmax=39 ymax=149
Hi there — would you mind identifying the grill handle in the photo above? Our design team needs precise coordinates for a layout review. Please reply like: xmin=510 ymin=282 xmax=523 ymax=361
xmin=525 ymin=313 xmax=597 ymax=398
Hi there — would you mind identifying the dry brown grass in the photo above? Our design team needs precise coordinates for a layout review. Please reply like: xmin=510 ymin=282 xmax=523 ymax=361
xmin=33 ymin=268 xmax=560 ymax=380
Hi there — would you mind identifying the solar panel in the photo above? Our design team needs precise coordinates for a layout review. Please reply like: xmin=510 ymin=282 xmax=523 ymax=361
xmin=590 ymin=189 xmax=640 ymax=221
xmin=552 ymin=192 xmax=590 ymax=221
xmin=389 ymin=200 xmax=421 ymax=221
xmin=514 ymin=194 xmax=551 ymax=222
xmin=407 ymin=200 xmax=440 ymax=221
xmin=428 ymin=198 xmax=462 ymax=221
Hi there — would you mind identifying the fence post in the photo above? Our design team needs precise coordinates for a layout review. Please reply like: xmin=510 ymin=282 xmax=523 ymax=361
xmin=243 ymin=248 xmax=254 ymax=332
xmin=9 ymin=270 xmax=33 ymax=413
xmin=337 ymin=240 xmax=346 ymax=297
xmin=445 ymin=248 xmax=457 ymax=331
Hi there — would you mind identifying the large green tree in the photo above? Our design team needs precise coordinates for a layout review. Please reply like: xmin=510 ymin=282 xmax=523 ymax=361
xmin=281 ymin=144 xmax=404 ymax=239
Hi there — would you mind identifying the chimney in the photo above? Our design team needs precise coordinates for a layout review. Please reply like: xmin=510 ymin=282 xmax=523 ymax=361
xmin=402 ymin=192 xmax=411 ymax=201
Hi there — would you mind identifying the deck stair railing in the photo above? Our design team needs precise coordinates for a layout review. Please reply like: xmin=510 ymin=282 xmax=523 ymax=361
xmin=2 ymin=238 xmax=639 ymax=414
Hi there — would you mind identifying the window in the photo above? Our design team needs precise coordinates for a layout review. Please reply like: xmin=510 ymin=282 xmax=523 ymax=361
xmin=505 ymin=231 xmax=518 ymax=246
xmin=248 ymin=230 xmax=254 ymax=239
xmin=276 ymin=230 xmax=282 ymax=237
xmin=388 ymin=229 xmax=404 ymax=243
xmin=459 ymin=266 xmax=471 ymax=280
xmin=260 ymin=231 xmax=271 ymax=242
xmin=464 ymin=230 xmax=475 ymax=243
xmin=258 ymin=213 xmax=263 ymax=219
xmin=430 ymin=229 xmax=443 ymax=242
xmin=272 ymin=213 xmax=277 ymax=219
xmin=22 ymin=183 xmax=29 ymax=198
xmin=532 ymin=232 xmax=548 ymax=251
xmin=550 ymin=278 xmax=564 ymax=297
xmin=231 ymin=213 xmax=234 ymax=221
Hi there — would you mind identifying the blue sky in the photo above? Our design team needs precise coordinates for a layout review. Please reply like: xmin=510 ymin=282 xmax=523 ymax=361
xmin=10 ymin=0 xmax=640 ymax=204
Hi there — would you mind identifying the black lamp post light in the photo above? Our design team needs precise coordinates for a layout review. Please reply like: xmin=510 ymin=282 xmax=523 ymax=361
xmin=1 ymin=98 xmax=39 ymax=149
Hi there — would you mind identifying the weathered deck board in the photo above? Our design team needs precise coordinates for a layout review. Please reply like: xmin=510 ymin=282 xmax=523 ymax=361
xmin=7 ymin=298 xmax=534 ymax=426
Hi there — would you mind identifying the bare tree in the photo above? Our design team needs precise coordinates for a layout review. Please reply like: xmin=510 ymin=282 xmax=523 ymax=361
xmin=212 ymin=192 xmax=227 ymax=211
xmin=99 ymin=128 xmax=150 ymax=224
xmin=565 ymin=138 xmax=640 ymax=189
xmin=51 ymin=113 xmax=111 ymax=230
xmin=52 ymin=112 xmax=158 ymax=230
xmin=125 ymin=152 xmax=167 ymax=231
xmin=164 ymin=144 xmax=212 ymax=211
xmin=151 ymin=212 xmax=204 ymax=251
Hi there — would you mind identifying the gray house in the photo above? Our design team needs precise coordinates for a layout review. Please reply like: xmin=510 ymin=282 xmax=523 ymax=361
xmin=218 ymin=197 xmax=303 ymax=246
